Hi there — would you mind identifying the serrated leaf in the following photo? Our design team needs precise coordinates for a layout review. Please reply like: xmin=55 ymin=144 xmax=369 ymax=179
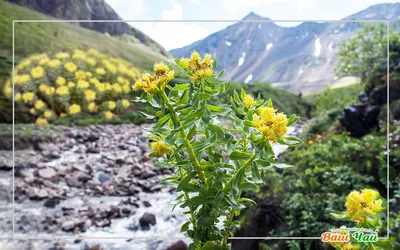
xmin=173 ymin=83 xmax=190 ymax=92
xmin=155 ymin=114 xmax=171 ymax=127
xmin=287 ymin=114 xmax=300 ymax=126
xmin=180 ymin=221 xmax=190 ymax=233
xmin=229 ymin=151 xmax=252 ymax=160
xmin=251 ymin=162 xmax=263 ymax=184
xmin=138 ymin=111 xmax=155 ymax=120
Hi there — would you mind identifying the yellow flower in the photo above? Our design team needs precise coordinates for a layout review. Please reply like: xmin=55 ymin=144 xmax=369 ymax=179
xmin=133 ymin=64 xmax=175 ymax=94
xmin=14 ymin=93 xmax=22 ymax=102
xmin=68 ymin=82 xmax=76 ymax=88
xmin=17 ymin=59 xmax=31 ymax=69
xmin=107 ymin=101 xmax=116 ymax=110
xmin=85 ymin=72 xmax=93 ymax=78
xmin=122 ymin=84 xmax=130 ymax=94
xmin=39 ymin=85 xmax=47 ymax=93
xmin=89 ymin=78 xmax=100 ymax=85
xmin=3 ymin=86 xmax=12 ymax=97
xmin=243 ymin=94 xmax=256 ymax=109
xmin=88 ymin=102 xmax=97 ymax=113
xmin=104 ymin=111 xmax=113 ymax=120
xmin=84 ymin=90 xmax=96 ymax=101
xmin=95 ymin=83 xmax=106 ymax=92
xmin=150 ymin=140 xmax=172 ymax=155
xmin=316 ymin=134 xmax=322 ymax=139
xmin=14 ymin=74 xmax=31 ymax=85
xmin=87 ymin=58 xmax=97 ymax=66
xmin=35 ymin=117 xmax=48 ymax=126
xmin=179 ymin=51 xmax=214 ymax=84
xmin=75 ymin=71 xmax=86 ymax=80
xmin=44 ymin=110 xmax=53 ymax=119
xmin=30 ymin=108 xmax=36 ymax=115
xmin=45 ymin=87 xmax=56 ymax=96
xmin=72 ymin=52 xmax=86 ymax=61
xmin=48 ymin=59 xmax=61 ymax=68
xmin=64 ymin=62 xmax=78 ymax=73
xmin=60 ymin=113 xmax=67 ymax=118
xmin=68 ymin=104 xmax=81 ymax=115
xmin=105 ymin=83 xmax=113 ymax=91
xmin=106 ymin=63 xmax=117 ymax=74
xmin=22 ymin=92 xmax=35 ymax=103
xmin=121 ymin=99 xmax=130 ymax=109
xmin=34 ymin=100 xmax=45 ymax=110
xmin=253 ymin=107 xmax=288 ymax=143
xmin=113 ymin=84 xmax=122 ymax=93
xmin=345 ymin=189 xmax=383 ymax=223
xmin=77 ymin=80 xmax=89 ymax=89
xmin=117 ymin=77 xmax=125 ymax=84
xmin=96 ymin=68 xmax=106 ymax=76
xmin=56 ymin=86 xmax=69 ymax=96
xmin=39 ymin=58 xmax=49 ymax=66
xmin=56 ymin=52 xmax=70 ymax=60
xmin=308 ymin=140 xmax=314 ymax=145
xmin=56 ymin=77 xmax=66 ymax=86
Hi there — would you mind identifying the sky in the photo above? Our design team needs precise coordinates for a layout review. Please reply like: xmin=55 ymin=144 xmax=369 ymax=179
xmin=105 ymin=0 xmax=398 ymax=51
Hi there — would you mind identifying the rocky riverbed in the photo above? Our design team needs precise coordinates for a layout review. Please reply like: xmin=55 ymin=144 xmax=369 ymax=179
xmin=0 ymin=122 xmax=305 ymax=250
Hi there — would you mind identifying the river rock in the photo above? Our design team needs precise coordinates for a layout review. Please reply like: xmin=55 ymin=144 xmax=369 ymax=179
xmin=167 ymin=241 xmax=188 ymax=250
xmin=61 ymin=220 xmax=75 ymax=231
xmin=38 ymin=168 xmax=57 ymax=179
xmin=139 ymin=212 xmax=156 ymax=230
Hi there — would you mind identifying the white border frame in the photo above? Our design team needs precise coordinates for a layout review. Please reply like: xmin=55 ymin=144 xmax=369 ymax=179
xmin=8 ymin=19 xmax=390 ymax=242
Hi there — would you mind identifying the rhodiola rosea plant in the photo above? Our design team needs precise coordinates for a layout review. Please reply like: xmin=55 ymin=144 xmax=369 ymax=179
xmin=133 ymin=51 xmax=302 ymax=249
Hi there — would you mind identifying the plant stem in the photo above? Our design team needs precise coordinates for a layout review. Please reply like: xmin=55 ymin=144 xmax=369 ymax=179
xmin=178 ymin=166 xmax=197 ymax=230
xmin=160 ymin=91 xmax=208 ymax=188
xmin=222 ymin=209 xmax=235 ymax=246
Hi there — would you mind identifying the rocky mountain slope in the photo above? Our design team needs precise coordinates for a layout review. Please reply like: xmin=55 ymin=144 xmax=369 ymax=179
xmin=171 ymin=3 xmax=400 ymax=94
xmin=5 ymin=0 xmax=169 ymax=56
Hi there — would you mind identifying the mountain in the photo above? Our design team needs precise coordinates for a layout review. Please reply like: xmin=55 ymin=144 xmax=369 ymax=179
xmin=5 ymin=0 xmax=169 ymax=57
xmin=170 ymin=4 xmax=400 ymax=94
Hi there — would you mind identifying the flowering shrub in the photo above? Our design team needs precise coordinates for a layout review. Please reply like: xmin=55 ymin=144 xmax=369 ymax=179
xmin=133 ymin=51 xmax=302 ymax=249
xmin=329 ymin=189 xmax=393 ymax=250
xmin=3 ymin=49 xmax=140 ymax=125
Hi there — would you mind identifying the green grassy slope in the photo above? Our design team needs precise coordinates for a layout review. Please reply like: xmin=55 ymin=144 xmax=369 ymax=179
xmin=0 ymin=1 xmax=172 ymax=123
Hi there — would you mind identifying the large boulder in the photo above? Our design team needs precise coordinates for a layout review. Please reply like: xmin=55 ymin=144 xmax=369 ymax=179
xmin=139 ymin=212 xmax=156 ymax=230
xmin=339 ymin=104 xmax=381 ymax=137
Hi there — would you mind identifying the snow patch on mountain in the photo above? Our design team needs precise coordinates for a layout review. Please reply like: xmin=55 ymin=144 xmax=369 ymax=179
xmin=266 ymin=43 xmax=273 ymax=50
xmin=244 ymin=74 xmax=253 ymax=83
xmin=314 ymin=38 xmax=321 ymax=57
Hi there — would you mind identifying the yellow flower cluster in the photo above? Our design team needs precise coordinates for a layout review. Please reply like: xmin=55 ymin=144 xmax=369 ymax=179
xmin=133 ymin=62 xmax=174 ymax=93
xmin=3 ymin=49 xmax=141 ymax=125
xmin=243 ymin=94 xmax=256 ymax=109
xmin=178 ymin=51 xmax=214 ymax=84
xmin=150 ymin=140 xmax=172 ymax=155
xmin=253 ymin=107 xmax=288 ymax=143
xmin=345 ymin=189 xmax=382 ymax=222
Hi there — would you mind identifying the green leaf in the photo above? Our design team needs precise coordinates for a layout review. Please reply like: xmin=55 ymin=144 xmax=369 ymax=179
xmin=271 ymin=163 xmax=293 ymax=169
xmin=251 ymin=162 xmax=263 ymax=184
xmin=207 ymin=124 xmax=225 ymax=137
xmin=153 ymin=161 xmax=170 ymax=168
xmin=232 ymin=168 xmax=245 ymax=193
xmin=217 ymin=69 xmax=225 ymax=78
xmin=229 ymin=151 xmax=252 ymax=161
xmin=193 ymin=133 xmax=218 ymax=153
xmin=233 ymin=90 xmax=241 ymax=104
xmin=154 ymin=111 xmax=163 ymax=117
xmin=138 ymin=111 xmax=155 ymax=120
xmin=212 ymin=58 xmax=218 ymax=69
xmin=280 ymin=136 xmax=304 ymax=147
xmin=190 ymin=195 xmax=212 ymax=205
xmin=187 ymin=125 xmax=197 ymax=140
xmin=329 ymin=211 xmax=350 ymax=220
xmin=240 ymin=88 xmax=246 ymax=100
xmin=176 ymin=171 xmax=197 ymax=192
xmin=287 ymin=114 xmax=299 ymax=126
xmin=239 ymin=197 xmax=257 ymax=205
xmin=199 ymin=93 xmax=212 ymax=100
xmin=160 ymin=176 xmax=180 ymax=185
xmin=155 ymin=114 xmax=171 ymax=127
xmin=180 ymin=221 xmax=190 ymax=233
xmin=243 ymin=120 xmax=254 ymax=127
xmin=207 ymin=104 xmax=231 ymax=116
xmin=179 ymin=89 xmax=189 ymax=104
xmin=232 ymin=220 xmax=241 ymax=229
xmin=267 ymin=98 xmax=273 ymax=107
xmin=173 ymin=83 xmax=190 ymax=92
xmin=183 ymin=106 xmax=206 ymax=126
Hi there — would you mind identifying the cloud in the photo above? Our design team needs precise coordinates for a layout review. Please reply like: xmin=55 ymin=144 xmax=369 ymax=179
xmin=191 ymin=0 xmax=200 ymax=4
xmin=105 ymin=0 xmax=145 ymax=17
xmin=131 ymin=1 xmax=210 ymax=50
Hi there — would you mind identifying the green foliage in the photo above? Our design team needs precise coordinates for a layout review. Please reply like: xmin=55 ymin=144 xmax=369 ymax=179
xmin=336 ymin=23 xmax=400 ymax=95
xmin=134 ymin=53 xmax=302 ymax=248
